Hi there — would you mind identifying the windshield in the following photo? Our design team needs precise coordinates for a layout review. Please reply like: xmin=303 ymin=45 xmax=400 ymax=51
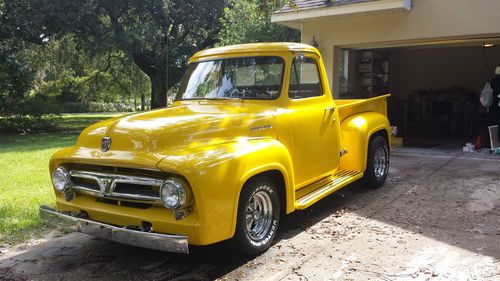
xmin=176 ymin=56 xmax=284 ymax=100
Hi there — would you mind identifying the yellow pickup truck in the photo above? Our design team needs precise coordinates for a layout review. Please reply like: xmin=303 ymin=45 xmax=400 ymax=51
xmin=41 ymin=43 xmax=391 ymax=254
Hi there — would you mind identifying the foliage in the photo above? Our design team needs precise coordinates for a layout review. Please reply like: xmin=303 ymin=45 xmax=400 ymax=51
xmin=28 ymin=36 xmax=151 ymax=110
xmin=218 ymin=0 xmax=300 ymax=45
xmin=9 ymin=0 xmax=228 ymax=108
xmin=1 ymin=38 xmax=150 ymax=117
xmin=0 ymin=0 xmax=35 ymax=114
xmin=0 ymin=0 xmax=301 ymax=117
xmin=0 ymin=43 xmax=35 ymax=114
xmin=56 ymin=101 xmax=139 ymax=113
xmin=86 ymin=101 xmax=136 ymax=113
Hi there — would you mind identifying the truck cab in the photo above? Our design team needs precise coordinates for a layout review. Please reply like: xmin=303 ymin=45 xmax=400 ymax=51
xmin=41 ymin=43 xmax=391 ymax=255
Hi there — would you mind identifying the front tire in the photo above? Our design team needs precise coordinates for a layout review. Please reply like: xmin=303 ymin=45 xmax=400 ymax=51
xmin=364 ymin=135 xmax=390 ymax=188
xmin=234 ymin=177 xmax=280 ymax=255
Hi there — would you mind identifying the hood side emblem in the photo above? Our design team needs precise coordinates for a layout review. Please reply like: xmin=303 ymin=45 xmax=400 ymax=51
xmin=250 ymin=124 xmax=272 ymax=132
xmin=101 ymin=137 xmax=112 ymax=152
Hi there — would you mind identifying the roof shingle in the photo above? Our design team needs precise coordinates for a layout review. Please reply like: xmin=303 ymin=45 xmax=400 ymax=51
xmin=275 ymin=0 xmax=379 ymax=14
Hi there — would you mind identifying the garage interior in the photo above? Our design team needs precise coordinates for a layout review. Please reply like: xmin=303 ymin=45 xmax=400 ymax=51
xmin=338 ymin=39 xmax=500 ymax=149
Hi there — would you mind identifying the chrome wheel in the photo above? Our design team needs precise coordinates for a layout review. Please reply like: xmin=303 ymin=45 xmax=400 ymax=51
xmin=374 ymin=146 xmax=388 ymax=180
xmin=245 ymin=188 xmax=273 ymax=241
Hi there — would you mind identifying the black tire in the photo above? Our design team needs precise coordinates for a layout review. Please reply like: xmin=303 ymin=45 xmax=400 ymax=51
xmin=234 ymin=177 xmax=280 ymax=255
xmin=364 ymin=135 xmax=390 ymax=188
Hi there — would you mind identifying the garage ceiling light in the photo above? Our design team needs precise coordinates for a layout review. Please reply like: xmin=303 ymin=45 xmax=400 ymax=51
xmin=482 ymin=43 xmax=496 ymax=48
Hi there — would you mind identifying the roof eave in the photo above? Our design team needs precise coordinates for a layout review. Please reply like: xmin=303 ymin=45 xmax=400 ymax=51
xmin=272 ymin=0 xmax=411 ymax=24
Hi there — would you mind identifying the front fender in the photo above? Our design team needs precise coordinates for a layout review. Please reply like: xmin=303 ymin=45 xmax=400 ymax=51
xmin=339 ymin=112 xmax=390 ymax=172
xmin=156 ymin=138 xmax=294 ymax=245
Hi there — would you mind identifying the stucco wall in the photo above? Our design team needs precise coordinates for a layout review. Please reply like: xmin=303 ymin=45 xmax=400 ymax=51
xmin=298 ymin=0 xmax=500 ymax=97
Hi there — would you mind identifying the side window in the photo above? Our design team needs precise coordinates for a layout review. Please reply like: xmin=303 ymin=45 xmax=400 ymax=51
xmin=289 ymin=57 xmax=323 ymax=99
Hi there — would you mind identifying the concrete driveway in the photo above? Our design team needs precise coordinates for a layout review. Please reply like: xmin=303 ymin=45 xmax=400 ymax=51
xmin=1 ymin=148 xmax=499 ymax=280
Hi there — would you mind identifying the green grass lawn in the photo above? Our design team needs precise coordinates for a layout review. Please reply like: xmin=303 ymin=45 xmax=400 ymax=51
xmin=0 ymin=113 xmax=124 ymax=247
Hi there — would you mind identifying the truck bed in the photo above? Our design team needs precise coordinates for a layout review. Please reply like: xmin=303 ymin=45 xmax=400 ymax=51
xmin=335 ymin=94 xmax=390 ymax=123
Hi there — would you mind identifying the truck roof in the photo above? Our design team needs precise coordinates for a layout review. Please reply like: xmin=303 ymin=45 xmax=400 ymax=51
xmin=191 ymin=42 xmax=321 ymax=61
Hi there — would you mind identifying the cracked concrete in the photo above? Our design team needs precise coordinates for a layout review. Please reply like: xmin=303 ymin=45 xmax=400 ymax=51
xmin=1 ymin=148 xmax=499 ymax=280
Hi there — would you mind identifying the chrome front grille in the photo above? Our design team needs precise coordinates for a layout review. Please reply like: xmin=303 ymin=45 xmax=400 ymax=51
xmin=69 ymin=170 xmax=163 ymax=203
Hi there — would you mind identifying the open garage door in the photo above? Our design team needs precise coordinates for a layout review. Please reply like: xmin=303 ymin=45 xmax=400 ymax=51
xmin=338 ymin=39 xmax=500 ymax=149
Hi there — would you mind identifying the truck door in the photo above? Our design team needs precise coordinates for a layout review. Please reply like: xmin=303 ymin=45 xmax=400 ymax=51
xmin=287 ymin=56 xmax=341 ymax=188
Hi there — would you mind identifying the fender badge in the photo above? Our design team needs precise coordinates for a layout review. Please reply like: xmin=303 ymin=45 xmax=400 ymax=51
xmin=101 ymin=137 xmax=112 ymax=152
xmin=250 ymin=124 xmax=272 ymax=132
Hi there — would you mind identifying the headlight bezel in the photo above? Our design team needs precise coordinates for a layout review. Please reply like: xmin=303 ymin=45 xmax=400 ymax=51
xmin=52 ymin=167 xmax=72 ymax=193
xmin=160 ymin=178 xmax=187 ymax=209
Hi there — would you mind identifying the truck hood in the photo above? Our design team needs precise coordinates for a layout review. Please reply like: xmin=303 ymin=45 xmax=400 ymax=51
xmin=76 ymin=102 xmax=278 ymax=155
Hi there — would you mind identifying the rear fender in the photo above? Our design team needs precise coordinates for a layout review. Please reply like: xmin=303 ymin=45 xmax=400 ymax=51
xmin=339 ymin=112 xmax=390 ymax=172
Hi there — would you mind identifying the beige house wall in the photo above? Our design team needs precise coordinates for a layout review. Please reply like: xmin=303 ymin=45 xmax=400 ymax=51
xmin=295 ymin=0 xmax=500 ymax=97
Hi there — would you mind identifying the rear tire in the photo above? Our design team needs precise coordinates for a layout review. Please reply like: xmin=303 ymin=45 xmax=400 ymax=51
xmin=364 ymin=135 xmax=390 ymax=188
xmin=234 ymin=177 xmax=280 ymax=255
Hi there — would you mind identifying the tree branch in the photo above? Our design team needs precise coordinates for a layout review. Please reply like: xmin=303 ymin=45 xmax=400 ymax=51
xmin=131 ymin=53 xmax=156 ymax=77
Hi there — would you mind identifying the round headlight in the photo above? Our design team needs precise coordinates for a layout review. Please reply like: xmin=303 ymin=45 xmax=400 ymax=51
xmin=160 ymin=179 xmax=186 ymax=209
xmin=52 ymin=167 xmax=71 ymax=193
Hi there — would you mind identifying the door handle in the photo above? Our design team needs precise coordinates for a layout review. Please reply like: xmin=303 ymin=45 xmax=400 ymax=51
xmin=324 ymin=106 xmax=336 ymax=123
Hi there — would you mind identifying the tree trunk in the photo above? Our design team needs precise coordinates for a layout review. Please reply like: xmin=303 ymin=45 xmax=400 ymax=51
xmin=149 ymin=49 xmax=170 ymax=109
xmin=130 ymin=50 xmax=172 ymax=109
xmin=150 ymin=68 xmax=168 ymax=109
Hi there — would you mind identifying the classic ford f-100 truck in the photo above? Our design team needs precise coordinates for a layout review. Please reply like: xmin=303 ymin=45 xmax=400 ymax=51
xmin=41 ymin=43 xmax=391 ymax=254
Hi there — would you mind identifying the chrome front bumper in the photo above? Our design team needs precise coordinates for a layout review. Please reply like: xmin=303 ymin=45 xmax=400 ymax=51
xmin=39 ymin=205 xmax=189 ymax=254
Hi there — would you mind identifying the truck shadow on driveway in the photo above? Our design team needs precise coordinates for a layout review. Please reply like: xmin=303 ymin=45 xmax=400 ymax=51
xmin=0 ymin=190 xmax=361 ymax=281
xmin=0 ymin=183 xmax=370 ymax=280
xmin=1 ymin=152 xmax=499 ymax=280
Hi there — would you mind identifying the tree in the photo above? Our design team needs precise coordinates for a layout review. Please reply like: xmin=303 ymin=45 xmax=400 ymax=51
xmin=218 ymin=0 xmax=300 ymax=45
xmin=4 ymin=0 xmax=227 ymax=108
xmin=0 ymin=0 xmax=36 ymax=114
xmin=28 ymin=35 xmax=151 ymax=109
xmin=0 ymin=43 xmax=35 ymax=114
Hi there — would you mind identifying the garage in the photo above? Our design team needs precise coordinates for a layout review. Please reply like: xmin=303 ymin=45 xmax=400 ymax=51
xmin=272 ymin=0 xmax=500 ymax=150
xmin=338 ymin=40 xmax=500 ymax=148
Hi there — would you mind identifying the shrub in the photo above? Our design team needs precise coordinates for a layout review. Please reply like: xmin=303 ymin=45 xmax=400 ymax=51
xmin=11 ymin=95 xmax=138 ymax=115
xmin=0 ymin=114 xmax=61 ymax=134
xmin=57 ymin=101 xmax=136 ymax=113
xmin=86 ymin=101 xmax=135 ymax=112
xmin=58 ymin=102 xmax=87 ymax=113
xmin=17 ymin=95 xmax=61 ymax=116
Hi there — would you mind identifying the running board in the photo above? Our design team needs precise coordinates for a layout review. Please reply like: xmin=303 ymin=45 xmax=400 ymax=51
xmin=295 ymin=170 xmax=363 ymax=210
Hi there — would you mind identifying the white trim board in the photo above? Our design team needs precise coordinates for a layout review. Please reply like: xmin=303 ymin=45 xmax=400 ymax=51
xmin=271 ymin=0 xmax=411 ymax=24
